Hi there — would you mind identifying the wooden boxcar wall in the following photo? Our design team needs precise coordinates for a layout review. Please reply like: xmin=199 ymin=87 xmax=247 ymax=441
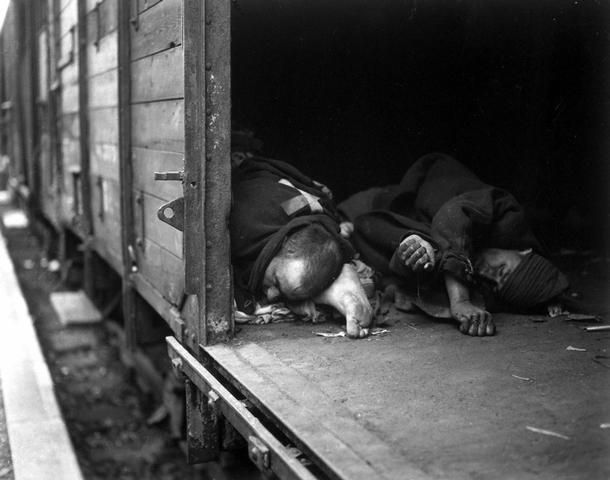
xmin=85 ymin=0 xmax=122 ymax=272
xmin=129 ymin=0 xmax=185 ymax=314
xmin=57 ymin=0 xmax=81 ymax=231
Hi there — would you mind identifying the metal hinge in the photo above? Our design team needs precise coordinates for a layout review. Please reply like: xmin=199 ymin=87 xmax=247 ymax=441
xmin=248 ymin=436 xmax=270 ymax=471
xmin=154 ymin=170 xmax=185 ymax=231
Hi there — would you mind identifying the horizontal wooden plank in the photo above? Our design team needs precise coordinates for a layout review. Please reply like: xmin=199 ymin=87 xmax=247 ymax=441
xmin=61 ymin=138 xmax=80 ymax=169
xmin=59 ymin=30 xmax=77 ymax=73
xmin=131 ymin=46 xmax=184 ymax=103
xmin=88 ymin=68 xmax=117 ymax=109
xmin=88 ymin=107 xmax=118 ymax=145
xmin=206 ymin=344 xmax=428 ymax=480
xmin=60 ymin=60 xmax=79 ymax=87
xmin=138 ymin=0 xmax=163 ymax=14
xmin=59 ymin=0 xmax=72 ymax=13
xmin=90 ymin=143 xmax=120 ymax=182
xmin=131 ymin=0 xmax=181 ymax=61
xmin=87 ymin=30 xmax=117 ymax=77
xmin=90 ymin=235 xmax=123 ymax=275
xmin=131 ymin=100 xmax=183 ymax=153
xmin=133 ymin=190 xmax=182 ymax=258
xmin=90 ymin=176 xmax=123 ymax=270
xmin=168 ymin=339 xmax=319 ymax=480
xmin=86 ymin=0 xmax=118 ymax=45
xmin=135 ymin=237 xmax=184 ymax=307
xmin=61 ymin=82 xmax=79 ymax=114
xmin=61 ymin=112 xmax=80 ymax=139
xmin=132 ymin=147 xmax=183 ymax=200
xmin=132 ymin=273 xmax=184 ymax=339
xmin=85 ymin=0 xmax=98 ymax=13
xmin=59 ymin=0 xmax=77 ymax=38
xmin=90 ymin=174 xmax=121 ymax=221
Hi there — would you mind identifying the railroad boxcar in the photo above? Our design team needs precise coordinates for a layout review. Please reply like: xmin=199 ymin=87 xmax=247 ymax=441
xmin=1 ymin=1 xmax=607 ymax=479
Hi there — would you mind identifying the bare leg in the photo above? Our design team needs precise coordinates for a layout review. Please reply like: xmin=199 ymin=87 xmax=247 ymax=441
xmin=314 ymin=263 xmax=373 ymax=338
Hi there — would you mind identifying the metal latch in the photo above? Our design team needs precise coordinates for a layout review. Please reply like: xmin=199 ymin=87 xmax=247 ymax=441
xmin=248 ymin=436 xmax=270 ymax=471
xmin=154 ymin=171 xmax=185 ymax=231
xmin=154 ymin=171 xmax=184 ymax=181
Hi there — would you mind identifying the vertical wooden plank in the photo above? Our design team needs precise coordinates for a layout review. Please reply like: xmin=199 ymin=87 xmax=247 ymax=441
xmin=183 ymin=0 xmax=232 ymax=348
xmin=204 ymin=0 xmax=232 ymax=344
xmin=118 ymin=0 xmax=136 ymax=349
xmin=183 ymin=0 xmax=206 ymax=346
xmin=77 ymin=0 xmax=95 ymax=296
xmin=185 ymin=378 xmax=220 ymax=464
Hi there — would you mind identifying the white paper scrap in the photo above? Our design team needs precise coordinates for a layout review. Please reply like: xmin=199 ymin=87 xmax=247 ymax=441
xmin=525 ymin=426 xmax=569 ymax=440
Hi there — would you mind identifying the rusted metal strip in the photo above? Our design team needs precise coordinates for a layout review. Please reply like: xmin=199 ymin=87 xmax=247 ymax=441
xmin=167 ymin=336 xmax=317 ymax=480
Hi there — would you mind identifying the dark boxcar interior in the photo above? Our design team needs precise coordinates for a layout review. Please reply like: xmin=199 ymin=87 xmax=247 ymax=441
xmin=232 ymin=0 xmax=609 ymax=251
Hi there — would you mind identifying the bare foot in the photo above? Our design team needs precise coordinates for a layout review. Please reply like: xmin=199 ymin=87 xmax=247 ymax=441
xmin=314 ymin=263 xmax=373 ymax=338
xmin=451 ymin=300 xmax=496 ymax=336
xmin=397 ymin=235 xmax=435 ymax=272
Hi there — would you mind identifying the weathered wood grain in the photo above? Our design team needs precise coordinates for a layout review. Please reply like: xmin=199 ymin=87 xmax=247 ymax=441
xmin=135 ymin=237 xmax=184 ymax=307
xmin=61 ymin=82 xmax=79 ymax=114
xmin=88 ymin=107 xmax=118 ymax=145
xmin=59 ymin=28 xmax=76 ymax=70
xmin=139 ymin=0 xmax=163 ymax=14
xmin=88 ymin=68 xmax=118 ymax=109
xmin=132 ymin=147 xmax=183 ymax=200
xmin=60 ymin=60 xmax=79 ymax=87
xmin=131 ymin=100 xmax=184 ymax=153
xmin=61 ymin=137 xmax=80 ymax=168
xmin=90 ymin=143 xmax=120 ymax=183
xmin=59 ymin=0 xmax=76 ymax=36
xmin=131 ymin=0 xmax=181 ymax=61
xmin=86 ymin=0 xmax=118 ymax=45
xmin=131 ymin=46 xmax=184 ymax=103
xmin=87 ymin=30 xmax=117 ymax=77
xmin=90 ymin=235 xmax=123 ymax=275
xmin=61 ymin=112 xmax=80 ymax=139
xmin=133 ymin=190 xmax=183 ymax=258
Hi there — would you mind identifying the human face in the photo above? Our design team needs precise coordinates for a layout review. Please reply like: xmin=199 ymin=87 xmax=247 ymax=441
xmin=474 ymin=248 xmax=528 ymax=291
xmin=262 ymin=256 xmax=310 ymax=302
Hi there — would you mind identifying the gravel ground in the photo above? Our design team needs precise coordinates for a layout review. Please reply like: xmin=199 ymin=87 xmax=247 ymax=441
xmin=0 ymin=209 xmax=259 ymax=480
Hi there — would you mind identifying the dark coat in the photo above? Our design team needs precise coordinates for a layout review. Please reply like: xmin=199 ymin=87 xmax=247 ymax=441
xmin=339 ymin=153 xmax=543 ymax=287
xmin=230 ymin=156 xmax=354 ymax=308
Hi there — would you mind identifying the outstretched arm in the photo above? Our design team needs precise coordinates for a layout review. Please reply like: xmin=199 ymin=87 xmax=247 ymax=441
xmin=445 ymin=273 xmax=495 ymax=336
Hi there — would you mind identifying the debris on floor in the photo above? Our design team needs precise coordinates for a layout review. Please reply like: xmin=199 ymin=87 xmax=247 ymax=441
xmin=585 ymin=325 xmax=610 ymax=332
xmin=314 ymin=328 xmax=389 ymax=338
xmin=525 ymin=426 xmax=570 ymax=440
xmin=511 ymin=374 xmax=533 ymax=382
xmin=565 ymin=313 xmax=601 ymax=322
xmin=566 ymin=345 xmax=587 ymax=352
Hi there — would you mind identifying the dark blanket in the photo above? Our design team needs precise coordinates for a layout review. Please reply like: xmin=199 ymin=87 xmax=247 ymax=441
xmin=231 ymin=156 xmax=354 ymax=307
xmin=339 ymin=153 xmax=544 ymax=308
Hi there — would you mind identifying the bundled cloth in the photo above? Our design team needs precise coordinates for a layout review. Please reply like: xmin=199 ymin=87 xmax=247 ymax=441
xmin=234 ymin=259 xmax=377 ymax=325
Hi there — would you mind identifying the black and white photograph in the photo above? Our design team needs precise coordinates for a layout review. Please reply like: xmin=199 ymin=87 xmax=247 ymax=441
xmin=0 ymin=1 xmax=608 ymax=479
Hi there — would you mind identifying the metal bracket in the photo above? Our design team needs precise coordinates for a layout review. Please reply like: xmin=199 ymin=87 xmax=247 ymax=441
xmin=157 ymin=197 xmax=184 ymax=232
xmin=248 ymin=436 xmax=270 ymax=471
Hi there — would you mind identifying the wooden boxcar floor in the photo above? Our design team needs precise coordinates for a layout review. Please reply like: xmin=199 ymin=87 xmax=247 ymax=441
xmin=205 ymin=268 xmax=609 ymax=480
